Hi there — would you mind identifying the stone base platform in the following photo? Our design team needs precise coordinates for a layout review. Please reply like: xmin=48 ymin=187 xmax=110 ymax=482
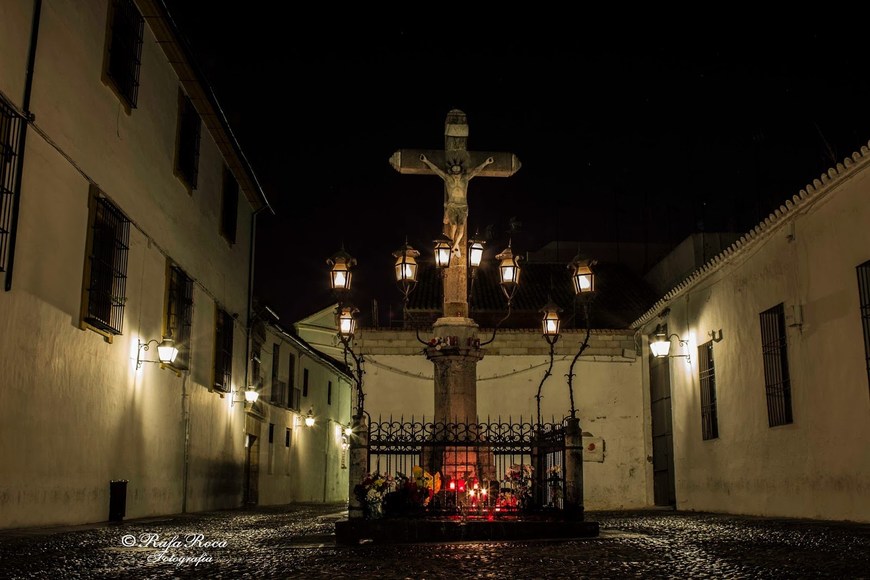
xmin=335 ymin=517 xmax=599 ymax=544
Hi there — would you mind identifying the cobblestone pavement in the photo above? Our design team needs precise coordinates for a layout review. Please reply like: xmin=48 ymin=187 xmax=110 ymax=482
xmin=1 ymin=504 xmax=868 ymax=579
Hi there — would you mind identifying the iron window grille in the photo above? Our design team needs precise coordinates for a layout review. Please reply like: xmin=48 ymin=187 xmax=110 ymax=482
xmin=759 ymin=303 xmax=793 ymax=427
xmin=288 ymin=353 xmax=299 ymax=409
xmin=271 ymin=343 xmax=285 ymax=405
xmin=83 ymin=194 xmax=130 ymax=335
xmin=0 ymin=97 xmax=24 ymax=275
xmin=698 ymin=341 xmax=719 ymax=440
xmin=165 ymin=264 xmax=193 ymax=369
xmin=213 ymin=308 xmax=233 ymax=392
xmin=175 ymin=93 xmax=201 ymax=189
xmin=858 ymin=261 xmax=870 ymax=392
xmin=106 ymin=0 xmax=144 ymax=109
xmin=221 ymin=167 xmax=238 ymax=244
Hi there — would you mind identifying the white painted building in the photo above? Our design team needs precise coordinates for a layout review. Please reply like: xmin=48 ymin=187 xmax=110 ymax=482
xmin=634 ymin=146 xmax=870 ymax=522
xmin=252 ymin=320 xmax=352 ymax=505
xmin=0 ymin=0 xmax=350 ymax=529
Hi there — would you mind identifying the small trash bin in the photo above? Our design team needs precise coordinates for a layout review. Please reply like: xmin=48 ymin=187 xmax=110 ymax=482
xmin=109 ymin=480 xmax=128 ymax=522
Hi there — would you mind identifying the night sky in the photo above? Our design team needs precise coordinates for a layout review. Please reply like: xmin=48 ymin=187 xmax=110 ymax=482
xmin=161 ymin=9 xmax=870 ymax=325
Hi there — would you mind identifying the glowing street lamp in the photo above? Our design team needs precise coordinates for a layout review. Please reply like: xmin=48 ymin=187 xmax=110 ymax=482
xmin=304 ymin=409 xmax=316 ymax=427
xmin=569 ymin=255 xmax=595 ymax=295
xmin=338 ymin=305 xmax=359 ymax=339
xmin=540 ymin=301 xmax=562 ymax=338
xmin=434 ymin=237 xmax=452 ymax=269
xmin=496 ymin=242 xmax=522 ymax=302
xmin=327 ymin=248 xmax=356 ymax=292
xmin=468 ymin=236 xmax=485 ymax=270
xmin=393 ymin=242 xmax=420 ymax=288
xmin=650 ymin=325 xmax=671 ymax=357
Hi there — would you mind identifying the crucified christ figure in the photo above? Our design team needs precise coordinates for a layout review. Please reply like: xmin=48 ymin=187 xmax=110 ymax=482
xmin=419 ymin=154 xmax=494 ymax=255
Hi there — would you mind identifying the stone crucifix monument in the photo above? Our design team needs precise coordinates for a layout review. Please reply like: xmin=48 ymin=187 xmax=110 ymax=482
xmin=390 ymin=109 xmax=521 ymax=477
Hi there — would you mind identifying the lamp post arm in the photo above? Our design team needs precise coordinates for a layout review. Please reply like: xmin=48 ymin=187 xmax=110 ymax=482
xmin=340 ymin=335 xmax=365 ymax=416
xmin=536 ymin=335 xmax=558 ymax=427
xmin=402 ymin=302 xmax=431 ymax=346
xmin=480 ymin=302 xmax=513 ymax=346
xmin=566 ymin=300 xmax=591 ymax=420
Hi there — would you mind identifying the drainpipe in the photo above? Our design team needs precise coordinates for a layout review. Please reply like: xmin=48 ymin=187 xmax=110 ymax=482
xmin=4 ymin=0 xmax=42 ymax=292
xmin=323 ymin=419 xmax=331 ymax=502
xmin=181 ymin=370 xmax=191 ymax=513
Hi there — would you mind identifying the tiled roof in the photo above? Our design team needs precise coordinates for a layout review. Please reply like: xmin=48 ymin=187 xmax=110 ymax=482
xmin=407 ymin=260 xmax=658 ymax=330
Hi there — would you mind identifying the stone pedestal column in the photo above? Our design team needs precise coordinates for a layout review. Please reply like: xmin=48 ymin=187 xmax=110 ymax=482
xmin=563 ymin=417 xmax=585 ymax=521
xmin=425 ymin=317 xmax=485 ymax=480
xmin=425 ymin=317 xmax=483 ymax=424
xmin=347 ymin=414 xmax=368 ymax=519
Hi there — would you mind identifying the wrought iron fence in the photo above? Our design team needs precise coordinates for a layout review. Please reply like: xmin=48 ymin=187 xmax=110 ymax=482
xmin=361 ymin=418 xmax=566 ymax=518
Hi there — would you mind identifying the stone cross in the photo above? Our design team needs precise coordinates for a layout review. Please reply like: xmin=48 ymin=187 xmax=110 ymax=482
xmin=389 ymin=109 xmax=521 ymax=318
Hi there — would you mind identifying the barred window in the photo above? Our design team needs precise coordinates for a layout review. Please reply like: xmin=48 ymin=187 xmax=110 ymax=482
xmin=698 ymin=341 xmax=718 ymax=440
xmin=213 ymin=308 xmax=233 ymax=392
xmin=165 ymin=264 xmax=193 ymax=369
xmin=760 ymin=303 xmax=793 ymax=426
xmin=271 ymin=343 xmax=287 ymax=405
xmin=105 ymin=0 xmax=144 ymax=109
xmin=289 ymin=354 xmax=300 ymax=410
xmin=83 ymin=194 xmax=130 ymax=336
xmin=0 ymin=97 xmax=24 ymax=275
xmin=175 ymin=93 xmax=201 ymax=189
xmin=857 ymin=261 xmax=870 ymax=391
xmin=328 ymin=380 xmax=332 ymax=405
xmin=221 ymin=167 xmax=238 ymax=244
xmin=302 ymin=368 xmax=309 ymax=398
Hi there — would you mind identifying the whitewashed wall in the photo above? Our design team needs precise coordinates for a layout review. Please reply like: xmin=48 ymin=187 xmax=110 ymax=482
xmin=356 ymin=329 xmax=654 ymax=510
xmin=255 ymin=326 xmax=352 ymax=506
xmin=640 ymin=160 xmax=870 ymax=522
xmin=0 ymin=1 xmax=258 ymax=528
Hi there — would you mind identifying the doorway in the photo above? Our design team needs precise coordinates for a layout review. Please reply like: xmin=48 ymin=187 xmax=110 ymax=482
xmin=649 ymin=347 xmax=676 ymax=506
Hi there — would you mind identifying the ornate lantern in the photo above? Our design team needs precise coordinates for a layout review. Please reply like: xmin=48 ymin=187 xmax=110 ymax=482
xmin=569 ymin=255 xmax=595 ymax=295
xmin=338 ymin=305 xmax=358 ymax=339
xmin=393 ymin=241 xmax=420 ymax=292
xmin=540 ymin=301 xmax=562 ymax=337
xmin=496 ymin=242 xmax=522 ymax=301
xmin=327 ymin=248 xmax=356 ymax=292
xmin=434 ymin=237 xmax=452 ymax=269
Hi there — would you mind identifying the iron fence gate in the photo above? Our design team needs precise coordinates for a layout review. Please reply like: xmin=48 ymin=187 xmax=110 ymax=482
xmin=365 ymin=418 xmax=566 ymax=517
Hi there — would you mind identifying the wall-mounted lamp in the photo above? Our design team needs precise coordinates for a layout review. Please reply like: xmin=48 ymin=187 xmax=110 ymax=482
xmin=304 ymin=408 xmax=316 ymax=427
xmin=650 ymin=325 xmax=690 ymax=363
xmin=343 ymin=426 xmax=353 ymax=437
xmin=136 ymin=337 xmax=178 ymax=369
xmin=709 ymin=329 xmax=723 ymax=342
xmin=232 ymin=385 xmax=259 ymax=406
